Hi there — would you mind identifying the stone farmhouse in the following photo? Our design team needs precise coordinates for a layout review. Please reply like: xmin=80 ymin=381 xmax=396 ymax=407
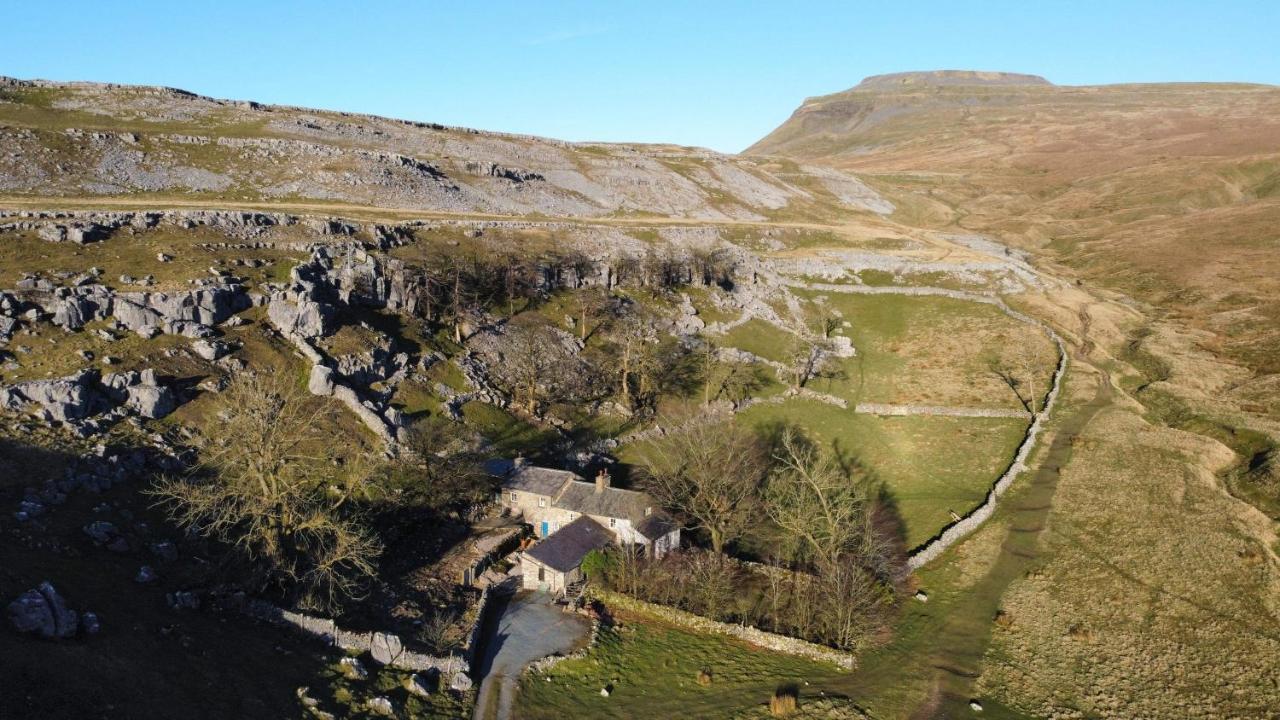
xmin=488 ymin=460 xmax=680 ymax=593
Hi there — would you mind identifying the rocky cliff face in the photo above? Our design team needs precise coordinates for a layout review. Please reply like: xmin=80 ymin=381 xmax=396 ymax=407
xmin=0 ymin=76 xmax=890 ymax=221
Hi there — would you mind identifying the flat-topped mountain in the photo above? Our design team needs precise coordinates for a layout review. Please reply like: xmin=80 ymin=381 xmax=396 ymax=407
xmin=853 ymin=70 xmax=1052 ymax=89
xmin=749 ymin=70 xmax=1280 ymax=412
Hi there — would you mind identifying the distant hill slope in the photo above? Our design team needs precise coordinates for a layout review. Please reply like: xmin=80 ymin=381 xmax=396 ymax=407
xmin=0 ymin=77 xmax=890 ymax=222
xmin=748 ymin=71 xmax=1280 ymax=404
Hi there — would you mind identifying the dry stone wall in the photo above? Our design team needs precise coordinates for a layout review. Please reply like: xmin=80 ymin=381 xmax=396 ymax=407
xmin=589 ymin=589 xmax=855 ymax=669
xmin=243 ymin=600 xmax=468 ymax=676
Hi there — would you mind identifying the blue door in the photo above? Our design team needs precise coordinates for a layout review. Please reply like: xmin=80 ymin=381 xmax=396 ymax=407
xmin=540 ymin=521 xmax=549 ymax=538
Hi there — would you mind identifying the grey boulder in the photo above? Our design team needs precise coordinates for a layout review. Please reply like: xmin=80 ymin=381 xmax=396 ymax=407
xmin=7 ymin=582 xmax=79 ymax=638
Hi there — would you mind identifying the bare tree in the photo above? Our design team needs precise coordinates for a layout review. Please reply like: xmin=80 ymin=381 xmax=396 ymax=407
xmin=490 ymin=316 xmax=583 ymax=415
xmin=986 ymin=343 xmax=1045 ymax=413
xmin=787 ymin=335 xmax=831 ymax=390
xmin=695 ymin=339 xmax=766 ymax=406
xmin=638 ymin=419 xmax=767 ymax=554
xmin=766 ymin=428 xmax=873 ymax=570
xmin=150 ymin=372 xmax=381 ymax=611
xmin=396 ymin=416 xmax=492 ymax=516
xmin=571 ymin=286 xmax=610 ymax=342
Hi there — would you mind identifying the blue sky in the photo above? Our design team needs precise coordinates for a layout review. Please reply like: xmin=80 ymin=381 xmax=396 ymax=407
xmin=4 ymin=1 xmax=1278 ymax=152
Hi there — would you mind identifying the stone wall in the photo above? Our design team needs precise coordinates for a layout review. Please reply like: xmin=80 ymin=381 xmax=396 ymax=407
xmin=242 ymin=600 xmax=467 ymax=676
xmin=784 ymin=278 xmax=1071 ymax=570
xmin=588 ymin=589 xmax=855 ymax=670
xmin=906 ymin=314 xmax=1067 ymax=569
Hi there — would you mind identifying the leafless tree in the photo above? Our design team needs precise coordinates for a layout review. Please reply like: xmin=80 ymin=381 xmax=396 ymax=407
xmin=986 ymin=343 xmax=1045 ymax=413
xmin=638 ymin=419 xmax=767 ymax=554
xmin=787 ymin=335 xmax=832 ymax=390
xmin=695 ymin=340 xmax=767 ymax=406
xmin=571 ymin=286 xmax=610 ymax=342
xmin=766 ymin=428 xmax=874 ymax=570
xmin=490 ymin=316 xmax=584 ymax=415
xmin=396 ymin=417 xmax=492 ymax=516
xmin=150 ymin=372 xmax=381 ymax=611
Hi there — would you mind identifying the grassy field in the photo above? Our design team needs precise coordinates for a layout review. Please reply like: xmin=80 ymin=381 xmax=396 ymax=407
xmin=800 ymin=292 xmax=1058 ymax=411
xmin=717 ymin=317 xmax=800 ymax=364
xmin=737 ymin=399 xmax=1027 ymax=549
xmin=515 ymin=609 xmax=848 ymax=720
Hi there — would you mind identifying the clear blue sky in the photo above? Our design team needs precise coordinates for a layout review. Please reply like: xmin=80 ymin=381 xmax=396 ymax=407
xmin=4 ymin=1 xmax=1277 ymax=153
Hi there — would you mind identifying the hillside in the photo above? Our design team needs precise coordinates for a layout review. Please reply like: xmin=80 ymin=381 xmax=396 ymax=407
xmin=752 ymin=69 xmax=1280 ymax=422
xmin=2 ymin=71 xmax=1278 ymax=720
xmin=0 ymin=76 xmax=891 ymax=223
xmin=750 ymin=71 xmax=1280 ymax=718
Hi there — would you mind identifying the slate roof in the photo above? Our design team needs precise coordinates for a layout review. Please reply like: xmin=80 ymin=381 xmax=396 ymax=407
xmin=502 ymin=465 xmax=581 ymax=498
xmin=634 ymin=512 xmax=678 ymax=541
xmin=524 ymin=516 xmax=613 ymax=573
xmin=495 ymin=461 xmax=678 ymax=537
xmin=553 ymin=482 xmax=652 ymax=522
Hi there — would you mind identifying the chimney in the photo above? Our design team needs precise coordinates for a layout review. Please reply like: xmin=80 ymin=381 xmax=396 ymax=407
xmin=595 ymin=469 xmax=611 ymax=494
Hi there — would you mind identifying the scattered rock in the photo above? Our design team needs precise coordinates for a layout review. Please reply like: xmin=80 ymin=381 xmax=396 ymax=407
xmin=190 ymin=338 xmax=231 ymax=361
xmin=404 ymin=673 xmax=434 ymax=697
xmin=149 ymin=541 xmax=179 ymax=563
xmin=369 ymin=631 xmax=403 ymax=666
xmin=449 ymin=671 xmax=473 ymax=694
xmin=82 ymin=611 xmax=101 ymax=634
xmin=338 ymin=656 xmax=367 ymax=680
xmin=166 ymin=591 xmax=201 ymax=610
xmin=914 ymin=591 xmax=928 ymax=603
xmin=135 ymin=565 xmax=159 ymax=584
xmin=366 ymin=697 xmax=395 ymax=717
xmin=83 ymin=520 xmax=119 ymax=545
xmin=308 ymin=365 xmax=335 ymax=396
xmin=6 ymin=582 xmax=79 ymax=638
xmin=296 ymin=687 xmax=318 ymax=708
xmin=970 ymin=699 xmax=983 ymax=712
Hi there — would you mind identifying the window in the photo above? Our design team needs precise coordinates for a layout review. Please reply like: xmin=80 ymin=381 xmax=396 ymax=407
xmin=538 ymin=497 xmax=547 ymax=508
xmin=609 ymin=517 xmax=617 ymax=528
xmin=538 ymin=567 xmax=545 ymax=582
xmin=509 ymin=492 xmax=517 ymax=502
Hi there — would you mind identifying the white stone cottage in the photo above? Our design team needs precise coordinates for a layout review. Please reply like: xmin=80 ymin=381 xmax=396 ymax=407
xmin=488 ymin=460 xmax=680 ymax=593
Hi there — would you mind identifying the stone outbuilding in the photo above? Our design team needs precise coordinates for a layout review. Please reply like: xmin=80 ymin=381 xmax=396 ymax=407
xmin=519 ymin=516 xmax=614 ymax=593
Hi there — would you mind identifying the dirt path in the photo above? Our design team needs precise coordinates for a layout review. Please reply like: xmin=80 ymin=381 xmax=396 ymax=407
xmin=918 ymin=364 xmax=1114 ymax=717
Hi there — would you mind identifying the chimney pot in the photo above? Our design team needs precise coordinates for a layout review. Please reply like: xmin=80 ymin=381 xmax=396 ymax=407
xmin=595 ymin=469 xmax=610 ymax=493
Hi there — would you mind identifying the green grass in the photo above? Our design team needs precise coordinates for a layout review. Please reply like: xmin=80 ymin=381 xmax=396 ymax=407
xmin=515 ymin=610 xmax=845 ymax=720
xmin=0 ymin=226 xmax=306 ymax=290
xmin=800 ymin=291 xmax=1056 ymax=410
xmin=737 ymin=399 xmax=1027 ymax=549
xmin=682 ymin=286 xmax=740 ymax=325
xmin=462 ymin=401 xmax=558 ymax=456
xmin=717 ymin=318 xmax=798 ymax=364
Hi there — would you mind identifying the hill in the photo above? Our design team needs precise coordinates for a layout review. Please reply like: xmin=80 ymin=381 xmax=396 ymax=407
xmin=2 ymin=71 xmax=1278 ymax=720
xmin=749 ymin=72 xmax=1280 ymax=718
xmin=0 ymin=76 xmax=890 ymax=223
xmin=751 ymin=71 xmax=1280 ymax=415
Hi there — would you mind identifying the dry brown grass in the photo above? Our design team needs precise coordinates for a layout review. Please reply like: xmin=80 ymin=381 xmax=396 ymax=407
xmin=974 ymin=368 xmax=1280 ymax=718
xmin=769 ymin=689 xmax=798 ymax=717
